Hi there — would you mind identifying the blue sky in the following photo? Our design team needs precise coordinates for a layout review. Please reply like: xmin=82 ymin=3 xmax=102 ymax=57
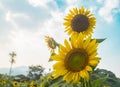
xmin=0 ymin=0 xmax=120 ymax=77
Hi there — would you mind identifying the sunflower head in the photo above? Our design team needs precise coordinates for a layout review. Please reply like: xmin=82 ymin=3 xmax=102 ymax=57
xmin=51 ymin=33 xmax=101 ymax=83
xmin=0 ymin=80 xmax=6 ymax=85
xmin=13 ymin=81 xmax=19 ymax=87
xmin=30 ymin=81 xmax=38 ymax=87
xmin=103 ymin=85 xmax=110 ymax=87
xmin=64 ymin=6 xmax=96 ymax=37
xmin=45 ymin=36 xmax=57 ymax=53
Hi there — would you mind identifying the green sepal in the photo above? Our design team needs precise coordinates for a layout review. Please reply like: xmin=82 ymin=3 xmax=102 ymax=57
xmin=54 ymin=41 xmax=59 ymax=47
xmin=48 ymin=53 xmax=56 ymax=62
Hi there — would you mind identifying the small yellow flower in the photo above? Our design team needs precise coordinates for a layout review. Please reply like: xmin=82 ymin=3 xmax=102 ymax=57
xmin=51 ymin=33 xmax=101 ymax=83
xmin=13 ymin=81 xmax=19 ymax=87
xmin=24 ymin=80 xmax=28 ymax=85
xmin=64 ymin=6 xmax=96 ymax=37
xmin=30 ymin=81 xmax=38 ymax=87
xmin=40 ymin=74 xmax=44 ymax=80
xmin=103 ymin=85 xmax=110 ymax=87
xmin=0 ymin=80 xmax=2 ymax=83
xmin=45 ymin=36 xmax=57 ymax=53
xmin=2 ymin=80 xmax=6 ymax=85
xmin=0 ymin=80 xmax=6 ymax=85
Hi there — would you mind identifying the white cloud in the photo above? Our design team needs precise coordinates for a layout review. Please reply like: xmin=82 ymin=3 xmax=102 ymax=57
xmin=65 ymin=0 xmax=80 ymax=14
xmin=27 ymin=0 xmax=51 ymax=7
xmin=0 ymin=27 xmax=52 ymax=69
xmin=0 ymin=9 xmax=66 ymax=69
xmin=5 ymin=11 xmax=30 ymax=29
xmin=36 ymin=10 xmax=68 ymax=43
xmin=0 ymin=1 xmax=4 ymax=9
xmin=98 ymin=0 xmax=120 ymax=23
xmin=66 ymin=0 xmax=80 ymax=6
xmin=97 ymin=0 xmax=104 ymax=3
xmin=0 ymin=0 xmax=67 ymax=70
xmin=89 ymin=6 xmax=97 ymax=14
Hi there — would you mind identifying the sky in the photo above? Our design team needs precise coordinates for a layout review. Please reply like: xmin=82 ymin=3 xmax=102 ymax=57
xmin=0 ymin=0 xmax=120 ymax=77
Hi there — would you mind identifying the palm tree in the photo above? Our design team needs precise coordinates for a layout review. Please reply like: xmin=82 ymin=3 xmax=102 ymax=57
xmin=9 ymin=51 xmax=16 ymax=76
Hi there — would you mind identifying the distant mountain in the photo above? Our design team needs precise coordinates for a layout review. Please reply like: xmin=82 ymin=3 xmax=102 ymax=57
xmin=0 ymin=66 xmax=29 ymax=76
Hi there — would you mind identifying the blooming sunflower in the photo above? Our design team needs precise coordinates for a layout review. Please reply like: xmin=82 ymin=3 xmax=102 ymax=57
xmin=64 ymin=6 xmax=96 ymax=37
xmin=13 ymin=81 xmax=19 ymax=87
xmin=45 ymin=36 xmax=57 ymax=53
xmin=30 ymin=81 xmax=38 ymax=87
xmin=51 ymin=33 xmax=101 ymax=83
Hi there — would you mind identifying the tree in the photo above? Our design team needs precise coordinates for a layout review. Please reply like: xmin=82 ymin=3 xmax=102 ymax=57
xmin=27 ymin=65 xmax=45 ymax=80
xmin=9 ymin=51 xmax=16 ymax=76
xmin=90 ymin=68 xmax=120 ymax=87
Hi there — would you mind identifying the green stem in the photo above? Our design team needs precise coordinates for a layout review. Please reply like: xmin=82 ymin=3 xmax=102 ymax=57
xmin=9 ymin=63 xmax=12 ymax=76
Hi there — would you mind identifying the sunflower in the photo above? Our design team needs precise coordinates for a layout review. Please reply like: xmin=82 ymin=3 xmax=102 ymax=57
xmin=0 ymin=80 xmax=6 ymax=85
xmin=30 ymin=84 xmax=38 ymax=87
xmin=51 ymin=33 xmax=101 ymax=83
xmin=45 ymin=36 xmax=57 ymax=53
xmin=103 ymin=85 xmax=109 ymax=87
xmin=24 ymin=80 xmax=28 ymax=85
xmin=64 ymin=6 xmax=96 ymax=37
xmin=30 ymin=81 xmax=38 ymax=87
xmin=13 ymin=81 xmax=19 ymax=87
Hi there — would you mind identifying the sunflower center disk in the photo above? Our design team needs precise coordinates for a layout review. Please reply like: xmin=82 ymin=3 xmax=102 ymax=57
xmin=71 ymin=14 xmax=89 ymax=33
xmin=48 ymin=40 xmax=55 ymax=49
xmin=65 ymin=49 xmax=88 ymax=72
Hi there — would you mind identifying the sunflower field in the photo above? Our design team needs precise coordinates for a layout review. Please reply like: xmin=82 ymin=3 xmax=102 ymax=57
xmin=0 ymin=6 xmax=120 ymax=87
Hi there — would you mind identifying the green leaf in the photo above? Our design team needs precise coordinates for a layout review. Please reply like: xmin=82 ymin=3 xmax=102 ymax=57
xmin=49 ymin=76 xmax=63 ymax=87
xmin=92 ymin=38 xmax=106 ymax=43
xmin=92 ymin=77 xmax=107 ymax=87
xmin=54 ymin=41 xmax=59 ymax=47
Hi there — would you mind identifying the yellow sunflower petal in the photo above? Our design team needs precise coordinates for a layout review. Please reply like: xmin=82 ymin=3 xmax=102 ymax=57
xmin=73 ymin=8 xmax=79 ymax=14
xmin=71 ymin=34 xmax=77 ymax=48
xmin=85 ymin=9 xmax=90 ymax=15
xmin=79 ymin=70 xmax=89 ymax=81
xmin=64 ymin=22 xmax=71 ymax=26
xmin=53 ymin=62 xmax=67 ymax=78
xmin=60 ymin=44 xmax=68 ymax=53
xmin=83 ymin=35 xmax=91 ymax=49
xmin=73 ymin=72 xmax=80 ymax=83
xmin=69 ymin=9 xmax=75 ymax=15
xmin=89 ymin=58 xmax=101 ymax=66
xmin=51 ymin=54 xmax=64 ymax=61
xmin=63 ymin=72 xmax=73 ymax=83
xmin=88 ymin=43 xmax=98 ymax=55
xmin=64 ymin=39 xmax=71 ymax=51
xmin=86 ymin=39 xmax=97 ymax=51
xmin=77 ymin=33 xmax=84 ymax=48
xmin=79 ymin=6 xmax=85 ymax=14
xmin=85 ymin=66 xmax=92 ymax=71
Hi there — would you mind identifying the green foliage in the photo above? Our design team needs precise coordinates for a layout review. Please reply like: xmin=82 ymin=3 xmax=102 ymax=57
xmin=91 ymin=68 xmax=120 ymax=87
xmin=92 ymin=38 xmax=106 ymax=43
xmin=92 ymin=77 xmax=107 ymax=87
xmin=27 ymin=65 xmax=45 ymax=80
xmin=0 ymin=68 xmax=120 ymax=87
